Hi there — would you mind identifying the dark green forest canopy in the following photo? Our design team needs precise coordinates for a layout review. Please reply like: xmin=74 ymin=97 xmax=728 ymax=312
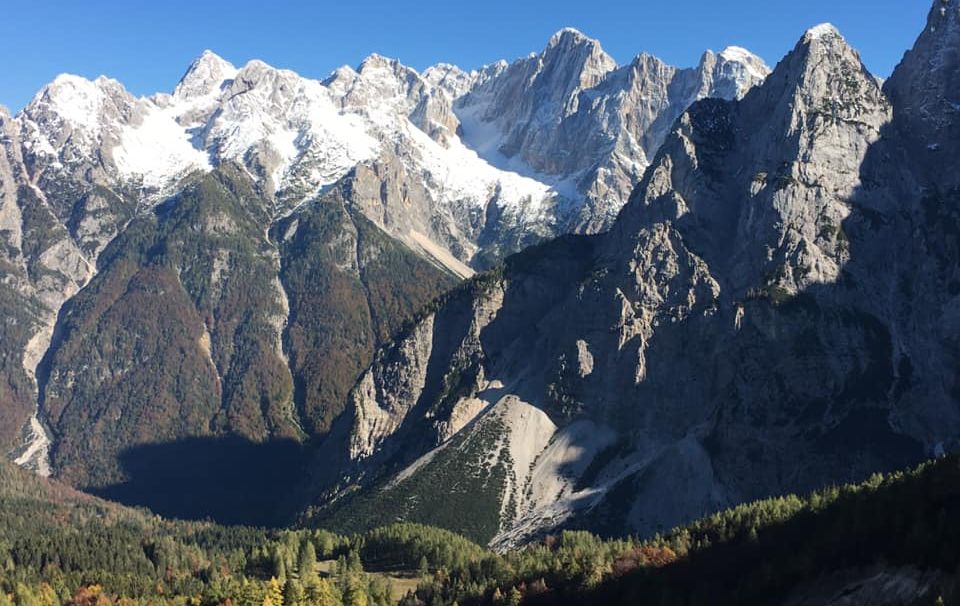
xmin=0 ymin=452 xmax=957 ymax=606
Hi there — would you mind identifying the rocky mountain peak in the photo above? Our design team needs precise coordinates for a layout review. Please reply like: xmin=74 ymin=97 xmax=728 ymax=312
xmin=234 ymin=58 xmax=280 ymax=82
xmin=540 ymin=27 xmax=617 ymax=94
xmin=358 ymin=52 xmax=401 ymax=72
xmin=745 ymin=22 xmax=884 ymax=128
xmin=614 ymin=20 xmax=889 ymax=301
xmin=795 ymin=22 xmax=855 ymax=60
xmin=715 ymin=46 xmax=771 ymax=96
xmin=326 ymin=52 xmax=431 ymax=121
xmin=174 ymin=50 xmax=237 ymax=100
xmin=356 ymin=53 xmax=423 ymax=95
xmin=693 ymin=46 xmax=770 ymax=101
xmin=422 ymin=63 xmax=476 ymax=99
xmin=803 ymin=22 xmax=842 ymax=43
xmin=547 ymin=27 xmax=591 ymax=48
xmin=25 ymin=74 xmax=126 ymax=130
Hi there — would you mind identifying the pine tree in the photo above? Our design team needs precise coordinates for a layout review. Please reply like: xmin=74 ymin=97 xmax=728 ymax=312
xmin=343 ymin=581 xmax=367 ymax=606
xmin=347 ymin=550 xmax=362 ymax=574
xmin=307 ymin=578 xmax=339 ymax=606
xmin=319 ymin=534 xmax=336 ymax=559
xmin=283 ymin=579 xmax=304 ymax=606
xmin=273 ymin=551 xmax=288 ymax=584
xmin=239 ymin=579 xmax=262 ymax=606
xmin=263 ymin=577 xmax=284 ymax=606
xmin=299 ymin=540 xmax=318 ymax=584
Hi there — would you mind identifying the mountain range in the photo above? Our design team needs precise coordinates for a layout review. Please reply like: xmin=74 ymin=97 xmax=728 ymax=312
xmin=1 ymin=0 xmax=958 ymax=561
xmin=0 ymin=26 xmax=767 ymax=503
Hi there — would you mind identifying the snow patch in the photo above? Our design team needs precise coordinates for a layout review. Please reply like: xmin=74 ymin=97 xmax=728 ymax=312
xmin=113 ymin=102 xmax=212 ymax=189
xmin=718 ymin=46 xmax=770 ymax=81
xmin=454 ymin=101 xmax=579 ymax=202
xmin=805 ymin=23 xmax=841 ymax=41
xmin=548 ymin=27 xmax=590 ymax=47
xmin=38 ymin=74 xmax=108 ymax=131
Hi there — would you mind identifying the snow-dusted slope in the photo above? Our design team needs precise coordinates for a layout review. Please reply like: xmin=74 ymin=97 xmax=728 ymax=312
xmin=10 ymin=32 xmax=768 ymax=272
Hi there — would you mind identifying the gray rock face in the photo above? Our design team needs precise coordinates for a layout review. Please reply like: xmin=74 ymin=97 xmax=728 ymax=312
xmin=456 ymin=31 xmax=769 ymax=233
xmin=312 ymin=10 xmax=960 ymax=549
xmin=885 ymin=0 xmax=960 ymax=187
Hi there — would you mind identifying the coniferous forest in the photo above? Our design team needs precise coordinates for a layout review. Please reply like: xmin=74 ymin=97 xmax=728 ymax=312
xmin=0 ymin=452 xmax=957 ymax=606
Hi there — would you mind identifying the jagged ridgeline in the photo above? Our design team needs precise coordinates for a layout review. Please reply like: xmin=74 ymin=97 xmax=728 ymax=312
xmin=0 ymin=22 xmax=770 ymax=519
xmin=304 ymin=1 xmax=960 ymax=551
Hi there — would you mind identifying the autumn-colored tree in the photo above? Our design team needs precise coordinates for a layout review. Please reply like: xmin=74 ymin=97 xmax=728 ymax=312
xmin=35 ymin=583 xmax=59 ymax=606
xmin=70 ymin=586 xmax=112 ymax=606
xmin=263 ymin=578 xmax=284 ymax=606
xmin=307 ymin=578 xmax=340 ymax=606
xmin=638 ymin=545 xmax=678 ymax=568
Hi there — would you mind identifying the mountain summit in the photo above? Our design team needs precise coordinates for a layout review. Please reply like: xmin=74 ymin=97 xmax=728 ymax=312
xmin=174 ymin=50 xmax=238 ymax=100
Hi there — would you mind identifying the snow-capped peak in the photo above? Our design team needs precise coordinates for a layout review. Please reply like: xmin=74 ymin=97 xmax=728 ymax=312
xmin=717 ymin=46 xmax=771 ymax=82
xmin=174 ymin=50 xmax=237 ymax=100
xmin=548 ymin=27 xmax=590 ymax=48
xmin=719 ymin=46 xmax=760 ymax=64
xmin=804 ymin=23 xmax=842 ymax=42
xmin=28 ymin=73 xmax=126 ymax=132
xmin=359 ymin=53 xmax=402 ymax=71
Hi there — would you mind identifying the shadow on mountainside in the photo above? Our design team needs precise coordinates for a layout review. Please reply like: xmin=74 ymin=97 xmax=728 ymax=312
xmin=564 ymin=81 xmax=957 ymax=538
xmin=89 ymin=436 xmax=311 ymax=527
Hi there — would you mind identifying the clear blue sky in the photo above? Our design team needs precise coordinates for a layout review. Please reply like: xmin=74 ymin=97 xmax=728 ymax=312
xmin=0 ymin=0 xmax=932 ymax=112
